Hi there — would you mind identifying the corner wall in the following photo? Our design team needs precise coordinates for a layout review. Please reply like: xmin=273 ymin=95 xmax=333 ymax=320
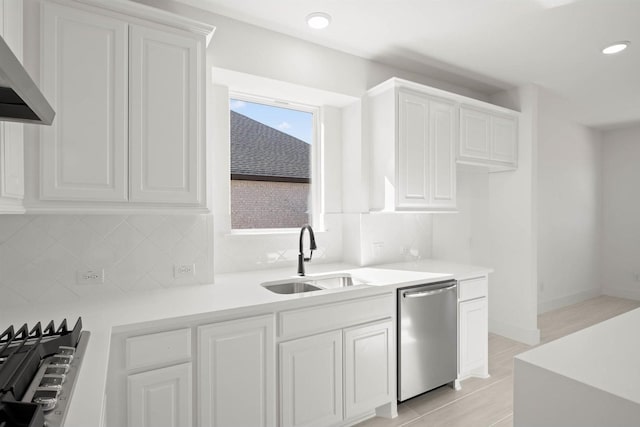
xmin=536 ymin=89 xmax=603 ymax=313
xmin=601 ymin=125 xmax=640 ymax=299
xmin=487 ymin=85 xmax=540 ymax=345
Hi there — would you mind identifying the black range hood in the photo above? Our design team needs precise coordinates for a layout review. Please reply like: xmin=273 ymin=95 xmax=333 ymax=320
xmin=0 ymin=35 xmax=55 ymax=125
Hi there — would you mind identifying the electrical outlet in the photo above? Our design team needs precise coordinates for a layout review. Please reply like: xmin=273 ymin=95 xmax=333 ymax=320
xmin=372 ymin=242 xmax=384 ymax=259
xmin=76 ymin=269 xmax=104 ymax=285
xmin=174 ymin=264 xmax=196 ymax=279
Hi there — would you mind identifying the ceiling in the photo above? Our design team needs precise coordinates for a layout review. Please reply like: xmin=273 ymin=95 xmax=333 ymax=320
xmin=175 ymin=0 xmax=639 ymax=129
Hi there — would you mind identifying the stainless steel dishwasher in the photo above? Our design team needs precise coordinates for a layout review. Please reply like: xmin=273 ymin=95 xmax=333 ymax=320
xmin=397 ymin=280 xmax=458 ymax=402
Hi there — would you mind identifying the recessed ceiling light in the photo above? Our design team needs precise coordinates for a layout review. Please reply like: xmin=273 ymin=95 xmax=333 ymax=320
xmin=306 ymin=12 xmax=331 ymax=30
xmin=602 ymin=41 xmax=630 ymax=55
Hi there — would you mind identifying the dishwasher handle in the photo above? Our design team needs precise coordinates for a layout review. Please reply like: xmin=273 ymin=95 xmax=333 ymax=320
xmin=402 ymin=284 xmax=456 ymax=298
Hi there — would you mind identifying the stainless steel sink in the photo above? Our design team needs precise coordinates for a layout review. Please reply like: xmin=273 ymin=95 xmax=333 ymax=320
xmin=261 ymin=273 xmax=366 ymax=294
xmin=262 ymin=282 xmax=322 ymax=294
xmin=307 ymin=274 xmax=356 ymax=289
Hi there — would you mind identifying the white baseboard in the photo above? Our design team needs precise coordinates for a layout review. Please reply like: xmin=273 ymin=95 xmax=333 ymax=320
xmin=602 ymin=287 xmax=640 ymax=301
xmin=489 ymin=318 xmax=540 ymax=346
xmin=538 ymin=288 xmax=602 ymax=314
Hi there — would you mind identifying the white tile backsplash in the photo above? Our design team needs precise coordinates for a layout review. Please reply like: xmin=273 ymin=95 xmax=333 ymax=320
xmin=214 ymin=213 xmax=344 ymax=274
xmin=0 ymin=214 xmax=214 ymax=308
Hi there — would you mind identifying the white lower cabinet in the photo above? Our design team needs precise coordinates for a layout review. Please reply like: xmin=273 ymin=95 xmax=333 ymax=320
xmin=127 ymin=362 xmax=193 ymax=427
xmin=197 ymin=315 xmax=275 ymax=427
xmin=344 ymin=320 xmax=393 ymax=419
xmin=279 ymin=331 xmax=343 ymax=427
xmin=279 ymin=319 xmax=394 ymax=427
xmin=108 ymin=294 xmax=394 ymax=427
xmin=458 ymin=276 xmax=489 ymax=379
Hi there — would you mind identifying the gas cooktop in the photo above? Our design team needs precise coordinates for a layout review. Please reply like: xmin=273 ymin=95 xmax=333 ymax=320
xmin=0 ymin=318 xmax=89 ymax=427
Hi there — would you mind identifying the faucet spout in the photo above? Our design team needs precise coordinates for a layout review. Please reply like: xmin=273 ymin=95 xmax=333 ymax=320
xmin=297 ymin=225 xmax=317 ymax=276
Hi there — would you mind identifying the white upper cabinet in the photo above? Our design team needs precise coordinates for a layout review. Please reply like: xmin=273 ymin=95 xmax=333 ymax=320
xmin=0 ymin=0 xmax=25 ymax=214
xmin=129 ymin=25 xmax=202 ymax=204
xmin=459 ymin=105 xmax=518 ymax=170
xmin=31 ymin=0 xmax=213 ymax=213
xmin=40 ymin=3 xmax=128 ymax=202
xmin=366 ymin=78 xmax=519 ymax=213
xmin=367 ymin=82 xmax=456 ymax=212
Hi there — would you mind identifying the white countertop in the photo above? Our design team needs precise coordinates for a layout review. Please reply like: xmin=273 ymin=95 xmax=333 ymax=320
xmin=516 ymin=307 xmax=640 ymax=405
xmin=0 ymin=259 xmax=491 ymax=427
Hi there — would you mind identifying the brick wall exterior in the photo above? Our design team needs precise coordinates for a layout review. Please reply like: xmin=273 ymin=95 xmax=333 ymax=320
xmin=231 ymin=180 xmax=310 ymax=229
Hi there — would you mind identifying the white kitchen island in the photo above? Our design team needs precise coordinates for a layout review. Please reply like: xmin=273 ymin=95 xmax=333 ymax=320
xmin=514 ymin=307 xmax=640 ymax=426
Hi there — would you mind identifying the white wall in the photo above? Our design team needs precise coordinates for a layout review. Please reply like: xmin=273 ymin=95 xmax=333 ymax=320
xmin=536 ymin=89 xmax=603 ymax=313
xmin=601 ymin=125 xmax=640 ymax=299
xmin=432 ymin=165 xmax=490 ymax=266
xmin=486 ymin=85 xmax=540 ymax=345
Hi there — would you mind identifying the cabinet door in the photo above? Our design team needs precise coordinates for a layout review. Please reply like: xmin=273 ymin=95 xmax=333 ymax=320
xmin=344 ymin=320 xmax=393 ymax=419
xmin=129 ymin=25 xmax=202 ymax=204
xmin=40 ymin=3 xmax=128 ymax=201
xmin=280 ymin=331 xmax=343 ymax=427
xmin=198 ymin=315 xmax=275 ymax=427
xmin=459 ymin=298 xmax=488 ymax=378
xmin=491 ymin=115 xmax=518 ymax=164
xmin=397 ymin=91 xmax=430 ymax=209
xmin=459 ymin=107 xmax=491 ymax=160
xmin=127 ymin=362 xmax=193 ymax=427
xmin=429 ymin=99 xmax=456 ymax=209
xmin=0 ymin=0 xmax=24 ymax=211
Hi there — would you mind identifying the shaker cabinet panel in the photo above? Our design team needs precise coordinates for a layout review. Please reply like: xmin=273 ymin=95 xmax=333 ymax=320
xmin=197 ymin=315 xmax=275 ymax=427
xmin=459 ymin=297 xmax=489 ymax=378
xmin=429 ymin=99 xmax=456 ymax=208
xmin=344 ymin=320 xmax=393 ymax=419
xmin=459 ymin=108 xmax=491 ymax=160
xmin=40 ymin=2 xmax=128 ymax=201
xmin=397 ymin=91 xmax=429 ymax=208
xmin=279 ymin=331 xmax=343 ymax=427
xmin=129 ymin=25 xmax=201 ymax=204
xmin=491 ymin=115 xmax=518 ymax=163
xmin=127 ymin=362 xmax=193 ymax=427
xmin=459 ymin=105 xmax=518 ymax=169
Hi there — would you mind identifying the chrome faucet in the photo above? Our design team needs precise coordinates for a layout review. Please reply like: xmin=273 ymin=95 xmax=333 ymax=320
xmin=297 ymin=225 xmax=317 ymax=276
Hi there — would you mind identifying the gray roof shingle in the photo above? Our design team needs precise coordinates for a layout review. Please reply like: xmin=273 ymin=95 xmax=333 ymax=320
xmin=230 ymin=110 xmax=310 ymax=180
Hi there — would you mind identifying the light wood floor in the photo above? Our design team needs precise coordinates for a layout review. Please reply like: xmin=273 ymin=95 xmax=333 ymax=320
xmin=357 ymin=295 xmax=640 ymax=427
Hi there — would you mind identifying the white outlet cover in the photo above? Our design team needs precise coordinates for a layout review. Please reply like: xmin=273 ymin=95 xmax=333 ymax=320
xmin=174 ymin=264 xmax=196 ymax=279
xmin=76 ymin=269 xmax=104 ymax=285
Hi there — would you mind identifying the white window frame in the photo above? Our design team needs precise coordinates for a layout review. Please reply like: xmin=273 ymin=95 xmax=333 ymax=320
xmin=228 ymin=92 xmax=324 ymax=233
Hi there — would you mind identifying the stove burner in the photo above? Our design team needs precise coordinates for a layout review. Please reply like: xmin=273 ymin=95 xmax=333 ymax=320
xmin=0 ymin=318 xmax=89 ymax=427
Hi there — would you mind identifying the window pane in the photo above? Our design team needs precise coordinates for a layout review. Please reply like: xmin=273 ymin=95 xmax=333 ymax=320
xmin=229 ymin=98 xmax=313 ymax=229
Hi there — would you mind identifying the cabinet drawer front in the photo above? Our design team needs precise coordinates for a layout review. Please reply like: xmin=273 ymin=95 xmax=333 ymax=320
xmin=278 ymin=293 xmax=393 ymax=339
xmin=126 ymin=328 xmax=191 ymax=370
xmin=458 ymin=277 xmax=488 ymax=301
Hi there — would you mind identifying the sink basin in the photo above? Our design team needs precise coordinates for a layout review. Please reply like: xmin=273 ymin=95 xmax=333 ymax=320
xmin=307 ymin=274 xmax=356 ymax=289
xmin=262 ymin=282 xmax=322 ymax=294
xmin=261 ymin=273 xmax=367 ymax=294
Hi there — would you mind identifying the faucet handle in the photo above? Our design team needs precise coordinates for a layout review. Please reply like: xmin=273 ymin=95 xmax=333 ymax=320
xmin=304 ymin=250 xmax=314 ymax=262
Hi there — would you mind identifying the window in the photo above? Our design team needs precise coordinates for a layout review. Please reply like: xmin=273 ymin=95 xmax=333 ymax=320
xmin=229 ymin=95 xmax=317 ymax=230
